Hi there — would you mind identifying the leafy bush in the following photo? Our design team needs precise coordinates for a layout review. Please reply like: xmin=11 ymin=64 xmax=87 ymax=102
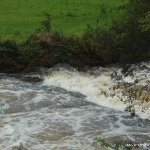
xmin=40 ymin=13 xmax=52 ymax=32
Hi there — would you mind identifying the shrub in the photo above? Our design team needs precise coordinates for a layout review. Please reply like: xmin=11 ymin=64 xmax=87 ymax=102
xmin=40 ymin=13 xmax=52 ymax=32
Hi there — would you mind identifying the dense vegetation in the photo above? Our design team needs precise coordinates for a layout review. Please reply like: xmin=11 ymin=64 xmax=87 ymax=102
xmin=0 ymin=0 xmax=125 ymax=40
xmin=0 ymin=0 xmax=150 ymax=73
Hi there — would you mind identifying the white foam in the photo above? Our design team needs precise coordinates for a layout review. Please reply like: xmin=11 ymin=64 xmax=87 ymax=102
xmin=43 ymin=70 xmax=126 ymax=111
xmin=0 ymin=125 xmax=14 ymax=136
xmin=134 ymin=104 xmax=150 ymax=120
xmin=43 ymin=64 xmax=150 ymax=120
xmin=142 ymin=61 xmax=150 ymax=69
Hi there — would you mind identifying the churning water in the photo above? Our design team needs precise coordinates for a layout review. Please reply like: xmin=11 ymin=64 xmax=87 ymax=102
xmin=0 ymin=63 xmax=150 ymax=150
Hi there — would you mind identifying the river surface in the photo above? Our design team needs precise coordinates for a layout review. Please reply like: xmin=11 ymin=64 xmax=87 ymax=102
xmin=0 ymin=63 xmax=150 ymax=150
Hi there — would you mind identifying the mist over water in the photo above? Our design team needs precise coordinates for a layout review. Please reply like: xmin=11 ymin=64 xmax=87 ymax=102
xmin=0 ymin=63 xmax=150 ymax=149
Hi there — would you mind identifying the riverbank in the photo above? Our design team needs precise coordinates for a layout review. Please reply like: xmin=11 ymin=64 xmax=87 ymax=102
xmin=0 ymin=0 xmax=150 ymax=73
xmin=0 ymin=27 xmax=149 ymax=74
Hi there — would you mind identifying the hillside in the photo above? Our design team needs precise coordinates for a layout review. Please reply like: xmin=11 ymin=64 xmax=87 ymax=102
xmin=0 ymin=0 xmax=125 ymax=40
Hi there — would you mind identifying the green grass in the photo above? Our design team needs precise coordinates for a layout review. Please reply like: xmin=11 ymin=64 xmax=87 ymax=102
xmin=0 ymin=0 xmax=126 ymax=40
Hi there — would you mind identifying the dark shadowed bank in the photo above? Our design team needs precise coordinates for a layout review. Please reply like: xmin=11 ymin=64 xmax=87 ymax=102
xmin=0 ymin=0 xmax=150 ymax=73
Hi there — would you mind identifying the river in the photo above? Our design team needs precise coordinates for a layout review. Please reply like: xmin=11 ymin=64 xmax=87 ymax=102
xmin=0 ymin=63 xmax=150 ymax=150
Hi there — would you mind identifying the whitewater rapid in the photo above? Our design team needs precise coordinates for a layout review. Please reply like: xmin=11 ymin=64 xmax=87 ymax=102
xmin=0 ymin=63 xmax=150 ymax=150
xmin=43 ymin=63 xmax=150 ymax=120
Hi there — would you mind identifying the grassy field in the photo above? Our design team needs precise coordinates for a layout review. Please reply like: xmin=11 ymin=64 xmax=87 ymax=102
xmin=0 ymin=0 xmax=126 ymax=40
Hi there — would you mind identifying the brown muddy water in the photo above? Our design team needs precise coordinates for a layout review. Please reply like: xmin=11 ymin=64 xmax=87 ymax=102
xmin=0 ymin=63 xmax=150 ymax=150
